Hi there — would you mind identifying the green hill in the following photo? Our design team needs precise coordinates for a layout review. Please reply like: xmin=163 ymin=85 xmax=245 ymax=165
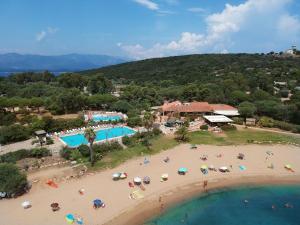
xmin=81 ymin=54 xmax=300 ymax=84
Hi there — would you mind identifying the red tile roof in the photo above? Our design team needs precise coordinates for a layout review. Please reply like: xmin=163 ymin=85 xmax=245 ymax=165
xmin=210 ymin=104 xmax=237 ymax=111
xmin=162 ymin=101 xmax=213 ymax=113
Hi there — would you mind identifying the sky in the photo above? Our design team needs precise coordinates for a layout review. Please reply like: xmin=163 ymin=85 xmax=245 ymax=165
xmin=0 ymin=0 xmax=300 ymax=59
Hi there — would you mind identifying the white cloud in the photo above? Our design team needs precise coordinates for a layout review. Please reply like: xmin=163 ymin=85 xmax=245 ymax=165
xmin=133 ymin=0 xmax=159 ymax=10
xmin=121 ymin=0 xmax=300 ymax=59
xmin=188 ymin=7 xmax=206 ymax=13
xmin=36 ymin=27 xmax=58 ymax=42
xmin=164 ymin=0 xmax=179 ymax=5
xmin=277 ymin=14 xmax=300 ymax=38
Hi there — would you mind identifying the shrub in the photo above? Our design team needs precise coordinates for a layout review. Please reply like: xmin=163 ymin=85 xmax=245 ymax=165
xmin=46 ymin=137 xmax=54 ymax=145
xmin=258 ymin=117 xmax=274 ymax=128
xmin=70 ymin=149 xmax=82 ymax=161
xmin=0 ymin=148 xmax=51 ymax=164
xmin=232 ymin=117 xmax=244 ymax=125
xmin=0 ymin=111 xmax=16 ymax=126
xmin=152 ymin=127 xmax=162 ymax=136
xmin=0 ymin=149 xmax=29 ymax=164
xmin=60 ymin=147 xmax=72 ymax=160
xmin=0 ymin=124 xmax=30 ymax=145
xmin=221 ymin=124 xmax=237 ymax=131
xmin=93 ymin=142 xmax=123 ymax=155
xmin=29 ymin=148 xmax=51 ymax=158
xmin=0 ymin=163 xmax=28 ymax=197
xmin=273 ymin=120 xmax=298 ymax=132
xmin=200 ymin=124 xmax=208 ymax=130
xmin=78 ymin=145 xmax=90 ymax=157
xmin=122 ymin=136 xmax=135 ymax=146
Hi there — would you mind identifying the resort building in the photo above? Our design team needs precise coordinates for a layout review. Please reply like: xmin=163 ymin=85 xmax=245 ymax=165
xmin=160 ymin=101 xmax=239 ymax=117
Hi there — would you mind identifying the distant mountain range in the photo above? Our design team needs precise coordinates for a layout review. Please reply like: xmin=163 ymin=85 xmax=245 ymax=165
xmin=0 ymin=53 xmax=128 ymax=75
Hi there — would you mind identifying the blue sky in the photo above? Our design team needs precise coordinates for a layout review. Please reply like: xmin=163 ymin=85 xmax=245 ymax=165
xmin=0 ymin=0 xmax=300 ymax=59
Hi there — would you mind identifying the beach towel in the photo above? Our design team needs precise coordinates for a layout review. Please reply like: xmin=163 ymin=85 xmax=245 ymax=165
xmin=46 ymin=180 xmax=58 ymax=188
xmin=239 ymin=165 xmax=246 ymax=171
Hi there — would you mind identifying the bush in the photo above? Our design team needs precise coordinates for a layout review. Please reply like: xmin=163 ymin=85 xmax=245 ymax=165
xmin=122 ymin=136 xmax=135 ymax=146
xmin=78 ymin=145 xmax=90 ymax=157
xmin=0 ymin=111 xmax=16 ymax=126
xmin=232 ymin=117 xmax=244 ymax=125
xmin=0 ymin=148 xmax=51 ymax=164
xmin=273 ymin=120 xmax=298 ymax=132
xmin=221 ymin=124 xmax=237 ymax=131
xmin=46 ymin=137 xmax=54 ymax=145
xmin=0 ymin=163 xmax=28 ymax=197
xmin=60 ymin=147 xmax=72 ymax=160
xmin=200 ymin=124 xmax=208 ymax=130
xmin=29 ymin=148 xmax=51 ymax=158
xmin=0 ymin=124 xmax=30 ymax=145
xmin=70 ymin=149 xmax=82 ymax=161
xmin=152 ymin=127 xmax=162 ymax=136
xmin=258 ymin=116 xmax=275 ymax=127
xmin=93 ymin=142 xmax=123 ymax=155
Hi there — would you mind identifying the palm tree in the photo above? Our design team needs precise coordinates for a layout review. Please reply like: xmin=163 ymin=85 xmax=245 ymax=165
xmin=175 ymin=126 xmax=189 ymax=142
xmin=84 ymin=128 xmax=96 ymax=166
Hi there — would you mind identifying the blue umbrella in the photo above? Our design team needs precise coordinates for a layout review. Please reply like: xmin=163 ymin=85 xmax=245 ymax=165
xmin=65 ymin=214 xmax=75 ymax=224
xmin=178 ymin=167 xmax=188 ymax=173
xmin=93 ymin=199 xmax=103 ymax=207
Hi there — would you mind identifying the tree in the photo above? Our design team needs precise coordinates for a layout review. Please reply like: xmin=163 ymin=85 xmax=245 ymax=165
xmin=84 ymin=128 xmax=96 ymax=166
xmin=0 ymin=163 xmax=28 ymax=197
xmin=238 ymin=101 xmax=257 ymax=123
xmin=143 ymin=112 xmax=155 ymax=131
xmin=29 ymin=97 xmax=44 ymax=113
xmin=175 ymin=126 xmax=189 ymax=142
xmin=0 ymin=125 xmax=30 ymax=145
xmin=87 ymin=74 xmax=114 ymax=94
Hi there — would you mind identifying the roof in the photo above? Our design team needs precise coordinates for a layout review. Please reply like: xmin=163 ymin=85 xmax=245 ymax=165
xmin=203 ymin=115 xmax=233 ymax=123
xmin=34 ymin=130 xmax=46 ymax=135
xmin=162 ymin=101 xmax=212 ymax=113
xmin=210 ymin=104 xmax=237 ymax=111
xmin=214 ymin=110 xmax=239 ymax=116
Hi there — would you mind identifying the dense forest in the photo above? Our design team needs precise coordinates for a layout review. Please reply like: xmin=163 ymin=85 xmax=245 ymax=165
xmin=1 ymin=54 xmax=300 ymax=144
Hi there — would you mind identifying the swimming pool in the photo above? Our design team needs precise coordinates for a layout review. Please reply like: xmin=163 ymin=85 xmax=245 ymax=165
xmin=92 ymin=115 xmax=122 ymax=122
xmin=60 ymin=126 xmax=135 ymax=147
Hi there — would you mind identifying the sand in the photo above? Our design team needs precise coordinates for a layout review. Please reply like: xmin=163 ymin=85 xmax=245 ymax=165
xmin=0 ymin=144 xmax=300 ymax=225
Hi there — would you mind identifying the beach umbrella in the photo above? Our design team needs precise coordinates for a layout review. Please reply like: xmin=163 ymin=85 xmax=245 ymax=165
xmin=112 ymin=173 xmax=121 ymax=180
xmin=65 ymin=214 xmax=75 ymax=224
xmin=133 ymin=177 xmax=142 ymax=184
xmin=178 ymin=167 xmax=188 ymax=174
xmin=143 ymin=176 xmax=151 ymax=184
xmin=285 ymin=164 xmax=292 ymax=169
xmin=201 ymin=165 xmax=208 ymax=170
xmin=120 ymin=173 xmax=127 ymax=179
xmin=161 ymin=173 xmax=168 ymax=180
xmin=93 ymin=199 xmax=102 ymax=206
xmin=219 ymin=166 xmax=228 ymax=172
xmin=208 ymin=165 xmax=215 ymax=170
xmin=21 ymin=201 xmax=31 ymax=209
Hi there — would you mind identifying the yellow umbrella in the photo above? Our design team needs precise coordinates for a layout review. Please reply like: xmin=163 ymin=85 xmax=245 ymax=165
xmin=201 ymin=165 xmax=208 ymax=170
xmin=285 ymin=164 xmax=292 ymax=169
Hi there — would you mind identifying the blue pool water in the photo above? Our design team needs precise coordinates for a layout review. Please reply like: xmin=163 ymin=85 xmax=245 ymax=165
xmin=92 ymin=115 xmax=121 ymax=122
xmin=60 ymin=126 xmax=135 ymax=147
xmin=146 ymin=185 xmax=300 ymax=225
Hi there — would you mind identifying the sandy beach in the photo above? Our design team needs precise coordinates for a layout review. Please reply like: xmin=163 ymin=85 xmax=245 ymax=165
xmin=1 ymin=144 xmax=300 ymax=225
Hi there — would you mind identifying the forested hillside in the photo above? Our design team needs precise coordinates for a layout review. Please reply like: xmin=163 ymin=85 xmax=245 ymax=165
xmin=1 ymin=54 xmax=300 ymax=145
xmin=82 ymin=54 xmax=300 ymax=84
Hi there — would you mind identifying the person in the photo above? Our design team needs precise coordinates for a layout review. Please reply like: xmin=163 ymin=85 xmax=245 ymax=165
xmin=244 ymin=199 xmax=249 ymax=204
xmin=272 ymin=205 xmax=276 ymax=210
xmin=203 ymin=180 xmax=208 ymax=189
xmin=159 ymin=196 xmax=162 ymax=203
xmin=285 ymin=203 xmax=293 ymax=208
xmin=160 ymin=203 xmax=164 ymax=211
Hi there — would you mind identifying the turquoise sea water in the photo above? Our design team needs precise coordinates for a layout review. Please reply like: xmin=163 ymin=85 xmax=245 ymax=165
xmin=146 ymin=185 xmax=300 ymax=225
xmin=92 ymin=115 xmax=121 ymax=122
xmin=60 ymin=126 xmax=135 ymax=147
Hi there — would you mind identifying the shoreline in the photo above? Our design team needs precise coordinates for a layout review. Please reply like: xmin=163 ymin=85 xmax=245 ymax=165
xmin=104 ymin=175 xmax=300 ymax=225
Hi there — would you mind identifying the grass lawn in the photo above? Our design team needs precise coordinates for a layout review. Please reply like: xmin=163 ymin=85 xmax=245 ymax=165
xmin=91 ymin=129 xmax=299 ymax=170
xmin=189 ymin=129 xmax=300 ymax=145
xmin=92 ymin=135 xmax=178 ymax=170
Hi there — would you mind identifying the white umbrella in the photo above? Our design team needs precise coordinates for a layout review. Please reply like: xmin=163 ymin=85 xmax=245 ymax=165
xmin=219 ymin=166 xmax=228 ymax=172
xmin=133 ymin=177 xmax=142 ymax=184
xmin=22 ymin=201 xmax=31 ymax=209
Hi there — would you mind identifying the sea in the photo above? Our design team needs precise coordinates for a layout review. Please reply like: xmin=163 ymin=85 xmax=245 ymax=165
xmin=145 ymin=185 xmax=300 ymax=225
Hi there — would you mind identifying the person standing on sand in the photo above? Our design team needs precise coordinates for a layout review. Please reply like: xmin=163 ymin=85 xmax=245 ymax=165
xmin=203 ymin=180 xmax=208 ymax=189
xmin=159 ymin=196 xmax=162 ymax=203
